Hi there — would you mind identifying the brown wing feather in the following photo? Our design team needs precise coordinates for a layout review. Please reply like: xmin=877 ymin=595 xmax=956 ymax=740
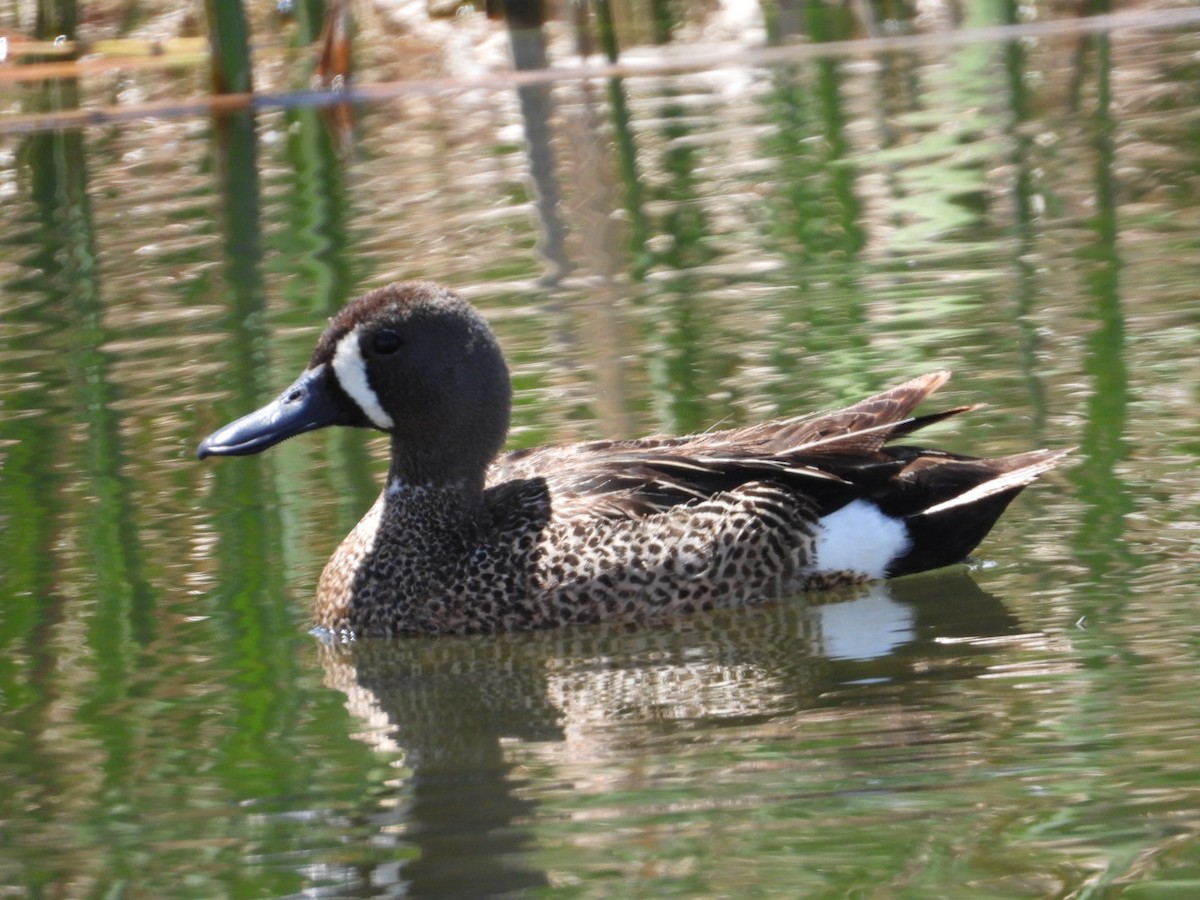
xmin=488 ymin=371 xmax=985 ymax=520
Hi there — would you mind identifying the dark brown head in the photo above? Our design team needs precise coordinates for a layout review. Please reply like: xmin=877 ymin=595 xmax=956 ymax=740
xmin=198 ymin=282 xmax=512 ymax=488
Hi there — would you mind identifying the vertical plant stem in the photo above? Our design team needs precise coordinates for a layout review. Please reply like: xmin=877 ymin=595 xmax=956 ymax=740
xmin=205 ymin=0 xmax=254 ymax=94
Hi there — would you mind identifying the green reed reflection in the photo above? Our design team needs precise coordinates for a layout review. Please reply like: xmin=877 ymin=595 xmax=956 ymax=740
xmin=270 ymin=104 xmax=380 ymax=545
xmin=1070 ymin=28 xmax=1135 ymax=582
xmin=641 ymin=91 xmax=727 ymax=436
xmin=761 ymin=38 xmax=871 ymax=403
xmin=204 ymin=114 xmax=313 ymax=831
xmin=1001 ymin=0 xmax=1053 ymax=437
xmin=0 ymin=123 xmax=84 ymax=896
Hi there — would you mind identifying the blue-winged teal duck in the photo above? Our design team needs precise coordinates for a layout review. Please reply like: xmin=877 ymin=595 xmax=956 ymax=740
xmin=199 ymin=282 xmax=1067 ymax=638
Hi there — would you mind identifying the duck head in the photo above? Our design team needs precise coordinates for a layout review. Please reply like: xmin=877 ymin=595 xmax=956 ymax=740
xmin=198 ymin=282 xmax=513 ymax=488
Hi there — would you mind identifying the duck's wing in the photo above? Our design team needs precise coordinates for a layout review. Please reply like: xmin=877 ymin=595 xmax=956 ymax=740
xmin=490 ymin=371 xmax=990 ymax=519
xmin=490 ymin=369 xmax=1069 ymax=555
xmin=697 ymin=369 xmax=969 ymax=455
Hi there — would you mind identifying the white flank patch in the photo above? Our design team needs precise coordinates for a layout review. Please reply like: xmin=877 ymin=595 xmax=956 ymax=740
xmin=813 ymin=499 xmax=910 ymax=579
xmin=331 ymin=328 xmax=393 ymax=429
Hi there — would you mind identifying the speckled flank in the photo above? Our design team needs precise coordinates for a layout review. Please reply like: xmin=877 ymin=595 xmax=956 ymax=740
xmin=199 ymin=281 xmax=1070 ymax=638
xmin=317 ymin=479 xmax=830 ymax=637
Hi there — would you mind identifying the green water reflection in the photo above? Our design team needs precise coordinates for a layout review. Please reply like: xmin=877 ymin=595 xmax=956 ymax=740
xmin=2 ymin=7 xmax=1200 ymax=897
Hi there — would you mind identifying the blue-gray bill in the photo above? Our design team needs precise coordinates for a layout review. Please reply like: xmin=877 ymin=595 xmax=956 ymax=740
xmin=198 ymin=365 xmax=360 ymax=459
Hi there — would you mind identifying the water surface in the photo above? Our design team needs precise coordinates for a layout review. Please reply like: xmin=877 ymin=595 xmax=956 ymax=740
xmin=1 ymin=4 xmax=1199 ymax=896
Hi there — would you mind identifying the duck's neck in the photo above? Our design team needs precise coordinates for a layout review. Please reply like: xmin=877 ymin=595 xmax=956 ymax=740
xmin=386 ymin=436 xmax=489 ymax=505
xmin=380 ymin=461 xmax=489 ymax=568
xmin=383 ymin=478 xmax=489 ymax=554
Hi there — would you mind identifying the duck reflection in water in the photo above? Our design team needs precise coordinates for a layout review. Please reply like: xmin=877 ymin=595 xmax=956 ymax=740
xmin=313 ymin=573 xmax=1052 ymax=895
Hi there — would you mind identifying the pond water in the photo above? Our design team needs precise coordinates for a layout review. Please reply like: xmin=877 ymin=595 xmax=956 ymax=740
xmin=2 ymin=2 xmax=1200 ymax=896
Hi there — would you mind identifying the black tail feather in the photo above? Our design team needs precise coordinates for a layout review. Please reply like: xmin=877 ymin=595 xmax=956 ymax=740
xmin=886 ymin=449 xmax=1070 ymax=577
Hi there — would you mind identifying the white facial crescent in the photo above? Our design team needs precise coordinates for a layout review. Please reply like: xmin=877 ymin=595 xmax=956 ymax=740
xmin=331 ymin=328 xmax=394 ymax=429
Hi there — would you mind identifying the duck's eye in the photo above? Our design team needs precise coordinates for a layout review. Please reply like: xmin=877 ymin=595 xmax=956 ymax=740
xmin=372 ymin=330 xmax=402 ymax=355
